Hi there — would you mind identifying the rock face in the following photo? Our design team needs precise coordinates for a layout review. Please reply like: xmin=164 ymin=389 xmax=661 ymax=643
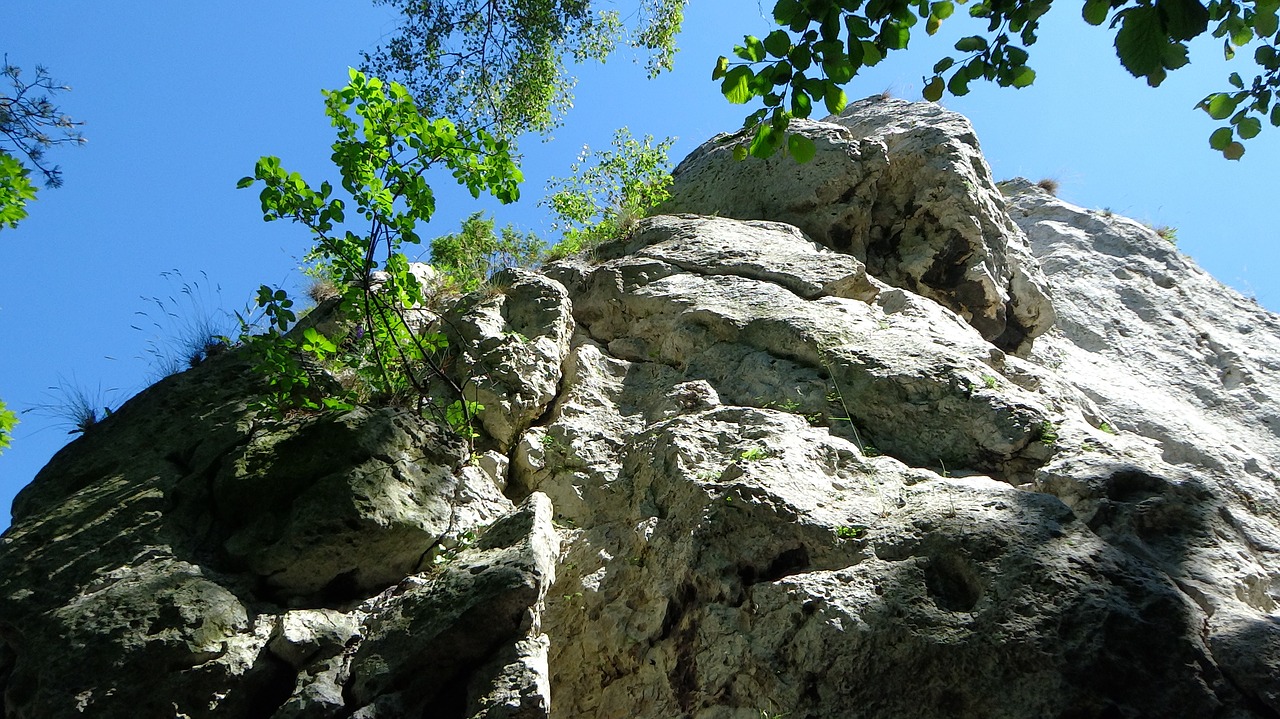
xmin=3 ymin=101 xmax=1279 ymax=719
xmin=665 ymin=98 xmax=1056 ymax=355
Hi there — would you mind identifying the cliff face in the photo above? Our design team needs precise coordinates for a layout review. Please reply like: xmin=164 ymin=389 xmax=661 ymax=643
xmin=2 ymin=100 xmax=1279 ymax=719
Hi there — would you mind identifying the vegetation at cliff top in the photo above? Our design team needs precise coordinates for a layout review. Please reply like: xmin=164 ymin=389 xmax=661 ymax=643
xmin=239 ymin=69 xmax=520 ymax=433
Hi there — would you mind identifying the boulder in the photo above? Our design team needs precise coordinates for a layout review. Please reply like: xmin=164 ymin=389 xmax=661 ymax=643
xmin=665 ymin=97 xmax=1055 ymax=355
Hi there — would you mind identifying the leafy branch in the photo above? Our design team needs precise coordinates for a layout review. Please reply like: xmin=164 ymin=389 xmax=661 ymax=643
xmin=719 ymin=0 xmax=1280 ymax=161
xmin=239 ymin=69 xmax=522 ymax=439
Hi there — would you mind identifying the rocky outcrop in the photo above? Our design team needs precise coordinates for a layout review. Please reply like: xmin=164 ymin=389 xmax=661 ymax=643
xmin=2 ymin=101 xmax=1279 ymax=718
xmin=665 ymin=98 xmax=1055 ymax=355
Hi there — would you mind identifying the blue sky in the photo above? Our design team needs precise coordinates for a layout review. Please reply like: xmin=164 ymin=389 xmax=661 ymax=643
xmin=1 ymin=1 xmax=1275 ymax=528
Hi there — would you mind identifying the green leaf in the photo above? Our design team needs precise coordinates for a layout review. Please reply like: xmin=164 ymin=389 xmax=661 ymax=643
xmin=1271 ymin=104 xmax=1280 ymax=126
xmin=774 ymin=0 xmax=803 ymax=24
xmin=713 ymin=56 xmax=730 ymax=80
xmin=749 ymin=124 xmax=782 ymax=158
xmin=722 ymin=66 xmax=756 ymax=104
xmin=947 ymin=71 xmax=971 ymax=96
xmin=955 ymin=35 xmax=988 ymax=52
xmin=926 ymin=14 xmax=943 ymax=34
xmin=1114 ymin=7 xmax=1166 ymax=78
xmin=1207 ymin=93 xmax=1240 ymax=119
xmin=1158 ymin=0 xmax=1209 ymax=40
xmin=1257 ymin=45 xmax=1279 ymax=68
xmin=1223 ymin=141 xmax=1245 ymax=159
xmin=733 ymin=144 xmax=750 ymax=161
xmin=1228 ymin=72 xmax=1244 ymax=89
xmin=824 ymin=57 xmax=856 ymax=83
xmin=1011 ymin=66 xmax=1036 ymax=87
xmin=792 ymin=89 xmax=814 ymax=116
xmin=1083 ymin=0 xmax=1110 ymax=25
xmin=1238 ymin=115 xmax=1263 ymax=138
xmin=933 ymin=1 xmax=956 ymax=19
xmin=881 ymin=21 xmax=911 ymax=48
xmin=737 ymin=36 xmax=767 ymax=62
xmin=1209 ymin=126 xmax=1233 ymax=149
xmin=1256 ymin=8 xmax=1279 ymax=38
xmin=765 ymin=30 xmax=792 ymax=58
xmin=236 ymin=176 xmax=255 ymax=189
xmin=861 ymin=41 xmax=885 ymax=65
xmin=933 ymin=56 xmax=956 ymax=73
xmin=1231 ymin=22 xmax=1253 ymax=46
xmin=923 ymin=75 xmax=945 ymax=101
xmin=789 ymin=133 xmax=818 ymax=163
xmin=824 ymin=84 xmax=848 ymax=114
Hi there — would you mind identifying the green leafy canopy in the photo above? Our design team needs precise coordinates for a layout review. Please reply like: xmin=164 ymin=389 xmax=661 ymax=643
xmin=719 ymin=0 xmax=1280 ymax=160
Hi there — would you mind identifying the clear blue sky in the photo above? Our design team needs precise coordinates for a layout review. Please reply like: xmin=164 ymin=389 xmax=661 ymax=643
xmin=1 ymin=1 xmax=1275 ymax=528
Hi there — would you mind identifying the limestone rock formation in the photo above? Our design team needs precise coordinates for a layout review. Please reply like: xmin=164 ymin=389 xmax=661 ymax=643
xmin=665 ymin=98 xmax=1055 ymax=355
xmin=2 ymin=100 xmax=1279 ymax=719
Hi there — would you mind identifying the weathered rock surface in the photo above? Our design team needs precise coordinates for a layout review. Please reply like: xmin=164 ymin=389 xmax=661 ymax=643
xmin=2 ymin=100 xmax=1279 ymax=719
xmin=665 ymin=97 xmax=1055 ymax=355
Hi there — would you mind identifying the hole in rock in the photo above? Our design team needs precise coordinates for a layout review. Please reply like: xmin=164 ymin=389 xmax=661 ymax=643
xmin=922 ymin=554 xmax=982 ymax=612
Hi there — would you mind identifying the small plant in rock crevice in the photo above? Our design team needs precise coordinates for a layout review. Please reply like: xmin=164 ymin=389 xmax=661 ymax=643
xmin=1037 ymin=420 xmax=1060 ymax=445
xmin=835 ymin=525 xmax=867 ymax=540
xmin=32 ymin=380 xmax=120 ymax=436
xmin=1035 ymin=177 xmax=1060 ymax=196
xmin=740 ymin=446 xmax=769 ymax=461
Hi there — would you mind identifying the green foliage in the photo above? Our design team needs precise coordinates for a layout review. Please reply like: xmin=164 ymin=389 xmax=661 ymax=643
xmin=0 ymin=152 xmax=36 ymax=229
xmin=239 ymin=69 xmax=522 ymax=433
xmin=544 ymin=127 xmax=675 ymax=258
xmin=835 ymin=525 xmax=867 ymax=539
xmin=362 ymin=0 xmax=686 ymax=142
xmin=0 ymin=60 xmax=85 ymax=229
xmin=429 ymin=212 xmax=545 ymax=293
xmin=740 ymin=446 xmax=770 ymax=461
xmin=1155 ymin=225 xmax=1179 ymax=244
xmin=1038 ymin=419 xmax=1060 ymax=445
xmin=719 ymin=0 xmax=1280 ymax=160
xmin=0 ymin=398 xmax=16 ymax=454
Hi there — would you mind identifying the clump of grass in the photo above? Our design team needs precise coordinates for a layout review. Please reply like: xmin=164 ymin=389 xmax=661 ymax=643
xmin=1036 ymin=178 xmax=1060 ymax=196
xmin=1155 ymin=225 xmax=1178 ymax=245
xmin=33 ymin=379 xmax=121 ymax=435
xmin=134 ymin=270 xmax=238 ymax=378
xmin=306 ymin=276 xmax=342 ymax=304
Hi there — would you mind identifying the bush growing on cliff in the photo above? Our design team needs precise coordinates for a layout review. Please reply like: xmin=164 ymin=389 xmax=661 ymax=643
xmin=239 ymin=69 xmax=520 ymax=437
xmin=544 ymin=127 xmax=675 ymax=258
xmin=429 ymin=212 xmax=545 ymax=293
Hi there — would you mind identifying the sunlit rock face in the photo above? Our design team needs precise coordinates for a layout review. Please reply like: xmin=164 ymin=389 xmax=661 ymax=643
xmin=2 ymin=100 xmax=1278 ymax=719
xmin=665 ymin=97 xmax=1055 ymax=356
